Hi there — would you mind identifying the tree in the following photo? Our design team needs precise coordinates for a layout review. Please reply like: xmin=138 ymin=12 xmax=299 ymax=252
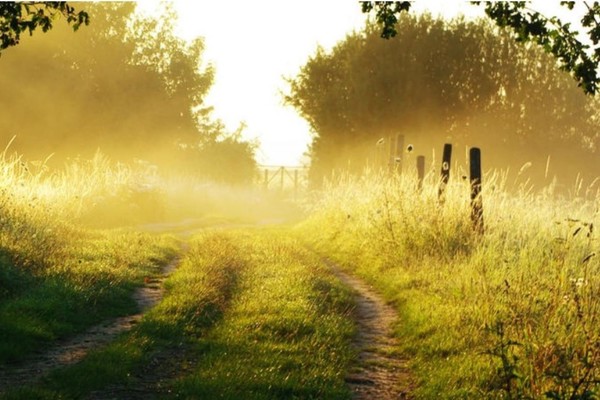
xmin=0 ymin=2 xmax=88 ymax=53
xmin=0 ymin=2 xmax=257 ymax=184
xmin=0 ymin=3 xmax=205 ymax=163
xmin=287 ymin=15 xmax=600 ymax=185
xmin=176 ymin=121 xmax=258 ymax=185
xmin=361 ymin=1 xmax=600 ymax=95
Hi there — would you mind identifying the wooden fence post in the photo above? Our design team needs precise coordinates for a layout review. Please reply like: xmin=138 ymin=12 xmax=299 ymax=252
xmin=395 ymin=134 xmax=405 ymax=174
xmin=294 ymin=169 xmax=299 ymax=190
xmin=294 ymin=169 xmax=299 ymax=198
xmin=375 ymin=138 xmax=385 ymax=170
xmin=469 ymin=147 xmax=484 ymax=235
xmin=438 ymin=143 xmax=452 ymax=203
xmin=388 ymin=135 xmax=396 ymax=172
xmin=417 ymin=155 xmax=425 ymax=191
xmin=264 ymin=169 xmax=269 ymax=190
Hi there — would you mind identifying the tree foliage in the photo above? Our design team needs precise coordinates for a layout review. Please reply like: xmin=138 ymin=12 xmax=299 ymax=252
xmin=287 ymin=15 xmax=600 ymax=186
xmin=0 ymin=2 xmax=88 ymax=53
xmin=177 ymin=122 xmax=258 ymax=185
xmin=0 ymin=3 xmax=256 ymax=184
xmin=361 ymin=1 xmax=600 ymax=95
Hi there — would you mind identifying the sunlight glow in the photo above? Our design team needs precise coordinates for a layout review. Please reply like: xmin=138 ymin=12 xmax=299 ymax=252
xmin=137 ymin=0 xmax=367 ymax=166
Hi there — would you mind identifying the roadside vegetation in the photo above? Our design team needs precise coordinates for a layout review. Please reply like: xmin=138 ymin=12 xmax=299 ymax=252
xmin=287 ymin=15 xmax=599 ymax=188
xmin=0 ymin=3 xmax=258 ymax=184
xmin=0 ymin=151 xmax=179 ymax=366
xmin=297 ymin=168 xmax=600 ymax=399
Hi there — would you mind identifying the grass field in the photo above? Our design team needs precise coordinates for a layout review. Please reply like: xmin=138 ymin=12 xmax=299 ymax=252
xmin=2 ymin=230 xmax=355 ymax=399
xmin=297 ymin=169 xmax=600 ymax=399
xmin=1 ymin=149 xmax=599 ymax=399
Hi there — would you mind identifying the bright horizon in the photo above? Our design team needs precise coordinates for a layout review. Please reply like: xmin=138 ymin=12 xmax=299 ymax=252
xmin=167 ymin=0 xmax=370 ymax=167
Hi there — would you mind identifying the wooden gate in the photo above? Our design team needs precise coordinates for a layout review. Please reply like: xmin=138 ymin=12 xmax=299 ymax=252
xmin=259 ymin=165 xmax=308 ymax=194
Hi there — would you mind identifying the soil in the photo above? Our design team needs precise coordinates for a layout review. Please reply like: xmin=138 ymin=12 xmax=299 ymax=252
xmin=0 ymin=255 xmax=182 ymax=393
xmin=86 ymin=343 xmax=196 ymax=400
xmin=330 ymin=265 xmax=414 ymax=399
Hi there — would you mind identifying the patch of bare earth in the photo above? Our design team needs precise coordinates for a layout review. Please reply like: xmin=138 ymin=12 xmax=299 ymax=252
xmin=86 ymin=344 xmax=196 ymax=400
xmin=331 ymin=266 xmax=413 ymax=399
xmin=0 ymin=255 xmax=182 ymax=393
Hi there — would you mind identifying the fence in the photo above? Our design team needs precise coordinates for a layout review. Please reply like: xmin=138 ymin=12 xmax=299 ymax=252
xmin=380 ymin=135 xmax=485 ymax=235
xmin=258 ymin=165 xmax=309 ymax=196
xmin=259 ymin=139 xmax=485 ymax=234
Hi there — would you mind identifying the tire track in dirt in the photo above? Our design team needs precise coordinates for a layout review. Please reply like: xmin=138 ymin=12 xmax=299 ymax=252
xmin=86 ymin=342 xmax=198 ymax=400
xmin=0 ymin=253 xmax=183 ymax=393
xmin=326 ymin=262 xmax=413 ymax=399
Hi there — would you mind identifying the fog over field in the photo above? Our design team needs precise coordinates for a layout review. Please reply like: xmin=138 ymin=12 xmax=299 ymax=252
xmin=0 ymin=2 xmax=599 ymax=400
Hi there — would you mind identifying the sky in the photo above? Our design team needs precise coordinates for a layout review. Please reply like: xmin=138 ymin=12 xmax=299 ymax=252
xmin=136 ymin=1 xmax=572 ymax=166
xmin=166 ymin=0 xmax=372 ymax=166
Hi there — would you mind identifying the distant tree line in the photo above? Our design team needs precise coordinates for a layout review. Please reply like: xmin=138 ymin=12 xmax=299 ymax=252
xmin=0 ymin=2 xmax=88 ymax=53
xmin=286 ymin=15 xmax=600 ymax=188
xmin=0 ymin=3 xmax=256 ymax=185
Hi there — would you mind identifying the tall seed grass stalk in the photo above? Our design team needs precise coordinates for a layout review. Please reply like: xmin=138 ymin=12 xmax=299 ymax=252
xmin=0 ymin=149 xmax=159 ymax=223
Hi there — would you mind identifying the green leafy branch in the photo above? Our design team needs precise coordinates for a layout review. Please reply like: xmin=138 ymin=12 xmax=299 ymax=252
xmin=0 ymin=2 xmax=89 ymax=53
xmin=360 ymin=1 xmax=411 ymax=39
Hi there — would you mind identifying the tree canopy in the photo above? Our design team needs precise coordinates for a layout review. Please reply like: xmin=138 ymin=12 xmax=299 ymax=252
xmin=287 ymin=15 xmax=600 ymax=186
xmin=361 ymin=1 xmax=600 ymax=95
xmin=0 ymin=2 xmax=88 ymax=53
xmin=0 ymin=2 xmax=256 ymax=184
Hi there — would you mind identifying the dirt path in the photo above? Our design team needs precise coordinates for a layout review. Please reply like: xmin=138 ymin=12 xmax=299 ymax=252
xmin=0 ymin=223 xmax=413 ymax=398
xmin=0 ymin=254 xmax=182 ymax=393
xmin=329 ymin=264 xmax=413 ymax=399
xmin=86 ymin=344 xmax=196 ymax=400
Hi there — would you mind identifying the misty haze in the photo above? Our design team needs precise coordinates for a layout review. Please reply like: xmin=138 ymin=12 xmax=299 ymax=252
xmin=0 ymin=2 xmax=599 ymax=399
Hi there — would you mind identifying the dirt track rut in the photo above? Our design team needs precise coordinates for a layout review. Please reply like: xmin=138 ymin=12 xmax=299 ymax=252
xmin=330 ymin=266 xmax=413 ymax=399
xmin=0 ymin=255 xmax=181 ymax=392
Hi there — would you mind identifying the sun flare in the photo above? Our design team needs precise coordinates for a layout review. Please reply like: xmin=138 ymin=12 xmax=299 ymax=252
xmin=136 ymin=0 xmax=368 ymax=166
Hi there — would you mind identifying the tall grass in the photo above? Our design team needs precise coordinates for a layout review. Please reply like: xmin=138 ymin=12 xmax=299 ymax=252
xmin=0 ymin=148 xmax=301 ymax=229
xmin=298 ymin=167 xmax=600 ymax=399
xmin=0 ymin=149 xmax=164 ymax=228
xmin=0 ymin=148 xmax=179 ymax=365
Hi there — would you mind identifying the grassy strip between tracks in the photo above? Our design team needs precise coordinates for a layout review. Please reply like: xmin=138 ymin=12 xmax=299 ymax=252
xmin=4 ymin=229 xmax=355 ymax=399
xmin=173 ymin=229 xmax=355 ymax=399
